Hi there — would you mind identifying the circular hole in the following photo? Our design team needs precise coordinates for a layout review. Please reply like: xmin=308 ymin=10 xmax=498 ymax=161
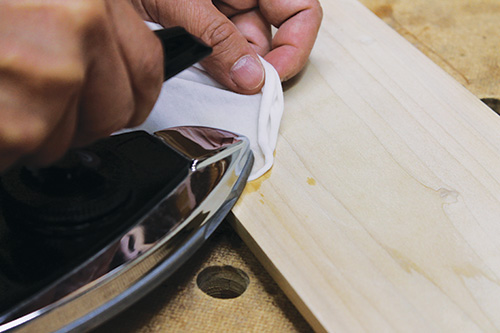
xmin=481 ymin=98 xmax=500 ymax=115
xmin=196 ymin=265 xmax=250 ymax=299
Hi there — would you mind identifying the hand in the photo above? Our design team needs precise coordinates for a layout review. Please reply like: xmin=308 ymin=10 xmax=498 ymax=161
xmin=131 ymin=0 xmax=322 ymax=94
xmin=0 ymin=0 xmax=164 ymax=172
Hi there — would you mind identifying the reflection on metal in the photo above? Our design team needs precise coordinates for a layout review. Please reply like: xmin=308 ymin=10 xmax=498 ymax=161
xmin=0 ymin=126 xmax=253 ymax=332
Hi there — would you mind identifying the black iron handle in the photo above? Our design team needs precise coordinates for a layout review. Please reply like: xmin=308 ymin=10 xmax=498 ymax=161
xmin=154 ymin=27 xmax=212 ymax=81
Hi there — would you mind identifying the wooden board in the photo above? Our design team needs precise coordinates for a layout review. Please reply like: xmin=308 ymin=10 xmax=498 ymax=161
xmin=231 ymin=0 xmax=500 ymax=331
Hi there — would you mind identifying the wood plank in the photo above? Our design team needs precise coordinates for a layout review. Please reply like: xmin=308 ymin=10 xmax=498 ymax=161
xmin=232 ymin=0 xmax=500 ymax=331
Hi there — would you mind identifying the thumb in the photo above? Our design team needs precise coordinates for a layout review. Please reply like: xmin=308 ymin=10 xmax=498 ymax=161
xmin=154 ymin=1 xmax=265 ymax=94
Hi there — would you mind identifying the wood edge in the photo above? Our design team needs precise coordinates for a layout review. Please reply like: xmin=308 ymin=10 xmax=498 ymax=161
xmin=226 ymin=211 xmax=327 ymax=333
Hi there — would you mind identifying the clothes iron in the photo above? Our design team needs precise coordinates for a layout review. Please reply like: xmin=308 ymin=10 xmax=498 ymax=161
xmin=0 ymin=27 xmax=253 ymax=331
xmin=0 ymin=126 xmax=253 ymax=331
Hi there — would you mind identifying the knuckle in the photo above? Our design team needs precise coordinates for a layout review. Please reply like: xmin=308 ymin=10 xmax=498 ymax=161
xmin=30 ymin=62 xmax=85 ymax=94
xmin=0 ymin=19 xmax=86 ymax=92
xmin=59 ymin=0 xmax=107 ymax=32
xmin=201 ymin=19 xmax=236 ymax=52
xmin=0 ymin=115 xmax=47 ymax=155
xmin=0 ymin=53 xmax=84 ymax=91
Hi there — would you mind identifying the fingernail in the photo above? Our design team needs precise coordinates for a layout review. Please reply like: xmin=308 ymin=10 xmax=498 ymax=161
xmin=230 ymin=55 xmax=265 ymax=91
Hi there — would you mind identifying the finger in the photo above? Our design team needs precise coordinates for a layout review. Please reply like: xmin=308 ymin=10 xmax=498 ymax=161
xmin=73 ymin=3 xmax=135 ymax=146
xmin=0 ymin=106 xmax=45 ymax=172
xmin=22 ymin=96 xmax=78 ymax=167
xmin=231 ymin=9 xmax=272 ymax=56
xmin=260 ymin=0 xmax=322 ymax=81
xmin=0 ymin=3 xmax=85 ymax=171
xmin=0 ymin=77 xmax=80 ymax=170
xmin=212 ymin=0 xmax=257 ymax=17
xmin=138 ymin=0 xmax=265 ymax=94
xmin=106 ymin=0 xmax=164 ymax=127
xmin=199 ymin=13 xmax=265 ymax=94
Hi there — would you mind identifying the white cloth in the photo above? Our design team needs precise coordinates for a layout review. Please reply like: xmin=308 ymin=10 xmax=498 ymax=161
xmin=128 ymin=45 xmax=284 ymax=180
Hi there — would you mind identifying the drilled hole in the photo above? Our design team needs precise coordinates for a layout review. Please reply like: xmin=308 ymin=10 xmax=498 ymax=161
xmin=196 ymin=265 xmax=250 ymax=299
xmin=482 ymin=98 xmax=500 ymax=115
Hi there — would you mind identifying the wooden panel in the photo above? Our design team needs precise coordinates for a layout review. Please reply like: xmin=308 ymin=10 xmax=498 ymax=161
xmin=232 ymin=0 xmax=500 ymax=331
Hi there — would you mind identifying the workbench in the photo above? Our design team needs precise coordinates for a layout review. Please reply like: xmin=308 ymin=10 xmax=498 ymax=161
xmin=94 ymin=0 xmax=500 ymax=331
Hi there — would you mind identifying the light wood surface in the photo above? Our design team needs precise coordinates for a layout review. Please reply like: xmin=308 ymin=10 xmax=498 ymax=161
xmin=232 ymin=0 xmax=500 ymax=331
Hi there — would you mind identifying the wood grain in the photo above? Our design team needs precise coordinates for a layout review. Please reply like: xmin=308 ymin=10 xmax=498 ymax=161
xmin=232 ymin=0 xmax=500 ymax=331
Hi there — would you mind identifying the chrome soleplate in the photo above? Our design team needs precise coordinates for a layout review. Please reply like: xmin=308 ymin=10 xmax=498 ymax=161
xmin=0 ymin=126 xmax=253 ymax=332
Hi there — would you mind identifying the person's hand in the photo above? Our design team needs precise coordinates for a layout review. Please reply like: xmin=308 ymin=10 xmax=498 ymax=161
xmin=130 ymin=0 xmax=322 ymax=94
xmin=0 ymin=0 xmax=164 ymax=172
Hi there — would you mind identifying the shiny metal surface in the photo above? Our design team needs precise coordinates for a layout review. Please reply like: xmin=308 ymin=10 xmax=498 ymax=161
xmin=0 ymin=126 xmax=253 ymax=332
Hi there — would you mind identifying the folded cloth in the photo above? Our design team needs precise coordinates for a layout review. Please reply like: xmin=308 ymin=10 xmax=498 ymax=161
xmin=126 ymin=35 xmax=284 ymax=180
